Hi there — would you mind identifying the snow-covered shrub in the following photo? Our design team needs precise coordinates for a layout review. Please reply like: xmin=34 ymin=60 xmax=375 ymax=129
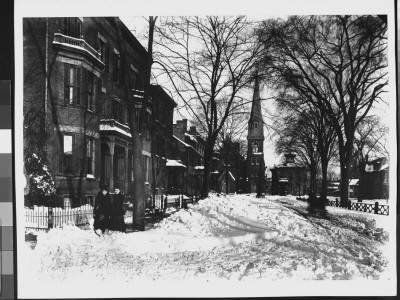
xmin=25 ymin=152 xmax=58 ymax=208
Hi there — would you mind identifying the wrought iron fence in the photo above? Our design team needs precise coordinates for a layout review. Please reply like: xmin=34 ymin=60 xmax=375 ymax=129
xmin=327 ymin=199 xmax=389 ymax=216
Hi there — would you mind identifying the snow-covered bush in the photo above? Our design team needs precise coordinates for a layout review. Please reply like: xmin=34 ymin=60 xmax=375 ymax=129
xmin=25 ymin=152 xmax=58 ymax=208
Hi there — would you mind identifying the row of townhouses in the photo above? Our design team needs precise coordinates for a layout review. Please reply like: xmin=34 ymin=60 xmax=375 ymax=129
xmin=24 ymin=17 xmax=251 ymax=208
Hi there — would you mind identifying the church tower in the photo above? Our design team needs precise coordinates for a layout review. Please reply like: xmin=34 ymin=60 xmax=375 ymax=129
xmin=246 ymin=75 xmax=265 ymax=194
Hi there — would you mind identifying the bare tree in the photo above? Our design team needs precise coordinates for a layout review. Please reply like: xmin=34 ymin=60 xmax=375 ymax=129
xmin=113 ymin=17 xmax=158 ymax=231
xmin=153 ymin=16 xmax=263 ymax=198
xmin=258 ymin=15 xmax=388 ymax=206
xmin=274 ymin=91 xmax=337 ymax=215
xmin=274 ymin=109 xmax=320 ymax=201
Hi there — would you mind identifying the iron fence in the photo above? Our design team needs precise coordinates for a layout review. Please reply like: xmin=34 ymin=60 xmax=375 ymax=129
xmin=327 ymin=199 xmax=389 ymax=215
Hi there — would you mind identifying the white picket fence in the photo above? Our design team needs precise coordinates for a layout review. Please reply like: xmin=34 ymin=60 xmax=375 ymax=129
xmin=24 ymin=204 xmax=94 ymax=231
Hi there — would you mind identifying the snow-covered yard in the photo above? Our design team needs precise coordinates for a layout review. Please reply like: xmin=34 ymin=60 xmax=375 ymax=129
xmin=18 ymin=194 xmax=396 ymax=298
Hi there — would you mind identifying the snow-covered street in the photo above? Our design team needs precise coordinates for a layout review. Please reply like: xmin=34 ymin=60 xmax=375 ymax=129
xmin=19 ymin=194 xmax=396 ymax=298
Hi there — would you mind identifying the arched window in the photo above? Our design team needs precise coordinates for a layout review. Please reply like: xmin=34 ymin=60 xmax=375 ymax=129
xmin=252 ymin=141 xmax=259 ymax=153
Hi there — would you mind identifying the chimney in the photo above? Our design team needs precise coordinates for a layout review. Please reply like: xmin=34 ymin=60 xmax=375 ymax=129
xmin=189 ymin=126 xmax=197 ymax=134
xmin=182 ymin=119 xmax=188 ymax=132
xmin=173 ymin=119 xmax=186 ymax=141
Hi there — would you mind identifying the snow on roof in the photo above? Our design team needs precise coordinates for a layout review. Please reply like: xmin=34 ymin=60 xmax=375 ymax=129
xmin=99 ymin=123 xmax=132 ymax=138
xmin=194 ymin=166 xmax=204 ymax=170
xmin=279 ymin=178 xmax=289 ymax=183
xmin=349 ymin=179 xmax=359 ymax=185
xmin=166 ymin=160 xmax=187 ymax=168
xmin=184 ymin=133 xmax=197 ymax=141
xmin=173 ymin=135 xmax=191 ymax=147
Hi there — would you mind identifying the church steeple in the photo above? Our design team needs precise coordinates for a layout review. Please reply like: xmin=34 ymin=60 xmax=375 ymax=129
xmin=245 ymin=74 xmax=266 ymax=194
xmin=247 ymin=74 xmax=264 ymax=141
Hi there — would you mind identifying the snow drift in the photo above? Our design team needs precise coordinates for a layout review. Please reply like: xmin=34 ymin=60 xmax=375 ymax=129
xmin=19 ymin=194 xmax=394 ymax=298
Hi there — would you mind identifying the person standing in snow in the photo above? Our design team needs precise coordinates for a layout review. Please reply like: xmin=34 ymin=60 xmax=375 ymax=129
xmin=110 ymin=187 xmax=126 ymax=232
xmin=93 ymin=184 xmax=112 ymax=236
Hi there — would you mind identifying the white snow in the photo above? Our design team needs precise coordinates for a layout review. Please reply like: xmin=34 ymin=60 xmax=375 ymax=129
xmin=166 ymin=159 xmax=187 ymax=168
xmin=19 ymin=194 xmax=396 ymax=298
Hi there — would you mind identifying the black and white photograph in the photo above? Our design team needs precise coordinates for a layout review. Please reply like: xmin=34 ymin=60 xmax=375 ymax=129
xmin=15 ymin=0 xmax=397 ymax=298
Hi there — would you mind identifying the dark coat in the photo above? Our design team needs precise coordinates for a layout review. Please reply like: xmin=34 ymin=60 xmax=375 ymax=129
xmin=111 ymin=193 xmax=125 ymax=216
xmin=110 ymin=193 xmax=126 ymax=232
xmin=93 ymin=191 xmax=112 ymax=231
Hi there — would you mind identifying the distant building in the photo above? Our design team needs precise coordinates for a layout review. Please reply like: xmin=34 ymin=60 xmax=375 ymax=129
xmin=217 ymin=141 xmax=246 ymax=194
xmin=245 ymin=76 xmax=265 ymax=194
xmin=169 ymin=119 xmax=205 ymax=197
xmin=360 ymin=157 xmax=389 ymax=199
xmin=270 ymin=153 xmax=307 ymax=196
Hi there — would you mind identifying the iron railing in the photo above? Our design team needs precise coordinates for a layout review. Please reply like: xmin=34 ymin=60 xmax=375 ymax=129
xmin=327 ymin=199 xmax=389 ymax=215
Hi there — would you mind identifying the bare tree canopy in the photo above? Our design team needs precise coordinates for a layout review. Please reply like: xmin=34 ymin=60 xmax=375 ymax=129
xmin=153 ymin=16 xmax=263 ymax=198
xmin=258 ymin=15 xmax=388 ymax=205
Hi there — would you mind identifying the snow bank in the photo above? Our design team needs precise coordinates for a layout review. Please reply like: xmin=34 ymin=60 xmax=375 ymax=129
xmin=19 ymin=194 xmax=394 ymax=298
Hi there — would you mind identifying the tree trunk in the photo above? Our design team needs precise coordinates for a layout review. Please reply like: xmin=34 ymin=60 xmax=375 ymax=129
xmin=339 ymin=142 xmax=352 ymax=208
xmin=201 ymin=142 xmax=214 ymax=199
xmin=132 ymin=131 xmax=146 ymax=231
xmin=320 ymin=157 xmax=328 ymax=202
xmin=340 ymin=163 xmax=350 ymax=208
xmin=308 ymin=164 xmax=318 ymax=214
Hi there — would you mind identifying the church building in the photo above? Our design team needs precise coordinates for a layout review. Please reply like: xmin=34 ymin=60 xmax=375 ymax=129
xmin=245 ymin=76 xmax=265 ymax=194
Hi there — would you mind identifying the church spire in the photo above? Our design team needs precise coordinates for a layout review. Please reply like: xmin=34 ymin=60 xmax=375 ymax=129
xmin=247 ymin=74 xmax=264 ymax=140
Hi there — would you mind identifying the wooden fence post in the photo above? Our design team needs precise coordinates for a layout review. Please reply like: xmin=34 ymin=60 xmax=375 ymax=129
xmin=374 ymin=202 xmax=379 ymax=214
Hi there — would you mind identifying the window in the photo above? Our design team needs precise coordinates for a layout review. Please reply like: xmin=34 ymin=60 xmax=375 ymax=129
xmin=62 ymin=18 xmax=82 ymax=38
xmin=59 ymin=134 xmax=74 ymax=174
xmin=130 ymin=65 xmax=138 ymax=89
xmin=98 ymin=38 xmax=109 ymax=74
xmin=113 ymin=51 xmax=121 ymax=84
xmin=100 ymin=82 xmax=107 ymax=116
xmin=64 ymin=64 xmax=81 ymax=105
xmin=86 ymin=138 xmax=95 ymax=175
xmin=143 ymin=155 xmax=149 ymax=182
xmin=86 ymin=72 xmax=96 ymax=111
xmin=254 ymin=122 xmax=258 ymax=129
xmin=112 ymin=99 xmax=124 ymax=123
xmin=252 ymin=141 xmax=259 ymax=153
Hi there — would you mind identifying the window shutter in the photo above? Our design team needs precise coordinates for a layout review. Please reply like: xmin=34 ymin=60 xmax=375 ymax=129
xmin=82 ymin=69 xmax=87 ymax=108
xmin=76 ymin=67 xmax=81 ymax=105
xmin=64 ymin=65 xmax=69 ymax=104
